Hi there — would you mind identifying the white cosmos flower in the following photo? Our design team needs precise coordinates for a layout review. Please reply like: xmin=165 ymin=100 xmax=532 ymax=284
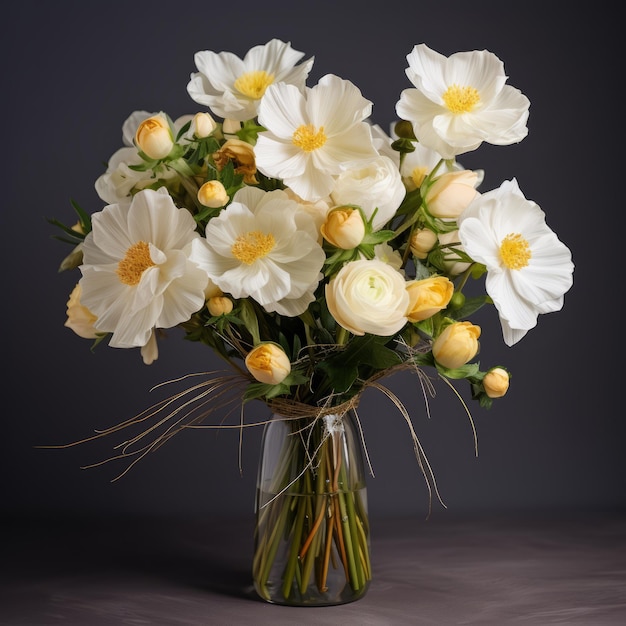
xmin=458 ymin=179 xmax=574 ymax=346
xmin=395 ymin=44 xmax=530 ymax=159
xmin=255 ymin=74 xmax=379 ymax=202
xmin=187 ymin=39 xmax=314 ymax=121
xmin=189 ymin=187 xmax=326 ymax=316
xmin=79 ymin=188 xmax=209 ymax=349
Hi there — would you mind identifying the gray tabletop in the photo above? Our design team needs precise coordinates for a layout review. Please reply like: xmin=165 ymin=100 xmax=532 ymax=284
xmin=1 ymin=512 xmax=625 ymax=625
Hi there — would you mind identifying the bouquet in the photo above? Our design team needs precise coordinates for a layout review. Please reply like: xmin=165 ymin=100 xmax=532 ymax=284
xmin=52 ymin=39 xmax=574 ymax=605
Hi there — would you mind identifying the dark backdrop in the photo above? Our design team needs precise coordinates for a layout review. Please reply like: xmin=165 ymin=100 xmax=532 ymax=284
xmin=2 ymin=1 xmax=622 ymax=523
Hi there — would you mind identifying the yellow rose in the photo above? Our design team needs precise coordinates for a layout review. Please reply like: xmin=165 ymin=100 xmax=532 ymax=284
xmin=245 ymin=343 xmax=291 ymax=385
xmin=192 ymin=112 xmax=217 ymax=138
xmin=208 ymin=296 xmax=233 ymax=316
xmin=135 ymin=114 xmax=174 ymax=160
xmin=198 ymin=180 xmax=229 ymax=208
xmin=320 ymin=207 xmax=365 ymax=249
xmin=406 ymin=276 xmax=454 ymax=322
xmin=64 ymin=283 xmax=99 ymax=339
xmin=213 ymin=138 xmax=258 ymax=184
xmin=409 ymin=228 xmax=438 ymax=259
xmin=424 ymin=170 xmax=478 ymax=219
xmin=432 ymin=321 xmax=481 ymax=369
xmin=325 ymin=259 xmax=409 ymax=336
xmin=483 ymin=367 xmax=510 ymax=398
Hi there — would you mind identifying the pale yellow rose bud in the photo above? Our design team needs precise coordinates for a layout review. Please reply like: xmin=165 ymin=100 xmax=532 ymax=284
xmin=406 ymin=276 xmax=454 ymax=322
xmin=208 ymin=296 xmax=233 ymax=317
xmin=424 ymin=170 xmax=478 ymax=219
xmin=409 ymin=228 xmax=437 ymax=259
xmin=432 ymin=321 xmax=481 ymax=369
xmin=213 ymin=138 xmax=258 ymax=184
xmin=64 ymin=283 xmax=99 ymax=339
xmin=483 ymin=367 xmax=510 ymax=398
xmin=135 ymin=114 xmax=174 ymax=160
xmin=245 ymin=342 xmax=291 ymax=385
xmin=193 ymin=112 xmax=217 ymax=138
xmin=222 ymin=118 xmax=242 ymax=136
xmin=58 ymin=242 xmax=84 ymax=272
xmin=320 ymin=207 xmax=365 ymax=249
xmin=198 ymin=180 xmax=229 ymax=208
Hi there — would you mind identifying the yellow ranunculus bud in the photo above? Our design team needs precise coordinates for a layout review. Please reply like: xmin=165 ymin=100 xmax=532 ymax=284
xmin=320 ymin=207 xmax=365 ymax=249
xmin=64 ymin=283 xmax=99 ymax=339
xmin=213 ymin=138 xmax=258 ymax=184
xmin=483 ymin=367 xmax=510 ymax=398
xmin=207 ymin=296 xmax=233 ymax=317
xmin=193 ymin=112 xmax=217 ymax=138
xmin=406 ymin=276 xmax=454 ymax=322
xmin=409 ymin=228 xmax=438 ymax=259
xmin=424 ymin=170 xmax=478 ymax=219
xmin=198 ymin=180 xmax=229 ymax=208
xmin=245 ymin=342 xmax=291 ymax=385
xmin=432 ymin=321 xmax=481 ymax=369
xmin=135 ymin=114 xmax=174 ymax=160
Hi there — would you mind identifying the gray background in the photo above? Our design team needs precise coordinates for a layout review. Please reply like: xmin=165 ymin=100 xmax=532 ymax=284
xmin=2 ymin=0 xmax=621 ymax=523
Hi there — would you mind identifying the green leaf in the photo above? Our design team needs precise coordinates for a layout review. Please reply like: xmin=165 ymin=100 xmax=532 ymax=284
xmin=447 ymin=295 xmax=492 ymax=320
xmin=315 ymin=334 xmax=402 ymax=394
xmin=238 ymin=300 xmax=261 ymax=346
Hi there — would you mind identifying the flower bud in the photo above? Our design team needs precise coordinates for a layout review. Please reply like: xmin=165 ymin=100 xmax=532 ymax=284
xmin=208 ymin=296 xmax=233 ymax=317
xmin=64 ymin=283 xmax=99 ymax=339
xmin=321 ymin=207 xmax=365 ymax=249
xmin=135 ymin=114 xmax=174 ymax=160
xmin=192 ymin=112 xmax=217 ymax=138
xmin=198 ymin=180 xmax=229 ymax=208
xmin=432 ymin=321 xmax=481 ymax=369
xmin=245 ymin=342 xmax=291 ymax=385
xmin=424 ymin=170 xmax=478 ymax=219
xmin=394 ymin=119 xmax=416 ymax=140
xmin=222 ymin=118 xmax=242 ymax=136
xmin=483 ymin=367 xmax=510 ymax=398
xmin=213 ymin=138 xmax=258 ymax=184
xmin=406 ymin=276 xmax=454 ymax=322
xmin=409 ymin=228 xmax=437 ymax=259
xmin=438 ymin=230 xmax=471 ymax=276
xmin=58 ymin=242 xmax=84 ymax=272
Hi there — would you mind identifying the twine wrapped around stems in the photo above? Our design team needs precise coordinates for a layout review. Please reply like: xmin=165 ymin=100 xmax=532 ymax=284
xmin=40 ymin=361 xmax=474 ymax=512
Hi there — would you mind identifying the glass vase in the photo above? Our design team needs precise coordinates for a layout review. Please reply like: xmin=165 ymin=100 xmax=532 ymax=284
xmin=252 ymin=408 xmax=371 ymax=606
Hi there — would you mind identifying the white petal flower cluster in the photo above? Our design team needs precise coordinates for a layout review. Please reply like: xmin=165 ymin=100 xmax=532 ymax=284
xmin=58 ymin=38 xmax=573 ymax=415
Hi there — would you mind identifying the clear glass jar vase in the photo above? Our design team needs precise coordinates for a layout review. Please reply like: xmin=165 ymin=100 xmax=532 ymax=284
xmin=252 ymin=408 xmax=371 ymax=606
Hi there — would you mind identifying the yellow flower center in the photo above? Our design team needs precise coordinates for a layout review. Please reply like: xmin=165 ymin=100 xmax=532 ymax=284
xmin=442 ymin=84 xmax=481 ymax=114
xmin=231 ymin=231 xmax=275 ymax=264
xmin=116 ymin=241 xmax=155 ymax=285
xmin=292 ymin=124 xmax=327 ymax=152
xmin=411 ymin=166 xmax=429 ymax=188
xmin=499 ymin=233 xmax=531 ymax=270
xmin=234 ymin=70 xmax=275 ymax=99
